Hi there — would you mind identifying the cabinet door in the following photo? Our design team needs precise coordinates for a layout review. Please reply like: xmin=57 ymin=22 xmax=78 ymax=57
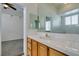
xmin=48 ymin=48 xmax=65 ymax=56
xmin=31 ymin=40 xmax=38 ymax=56
xmin=38 ymin=43 xmax=48 ymax=56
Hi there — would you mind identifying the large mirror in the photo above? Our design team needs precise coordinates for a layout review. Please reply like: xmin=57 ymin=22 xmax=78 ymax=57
xmin=30 ymin=3 xmax=79 ymax=34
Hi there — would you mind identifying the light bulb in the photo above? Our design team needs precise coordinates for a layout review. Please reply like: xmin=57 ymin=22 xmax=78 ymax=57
xmin=3 ymin=4 xmax=8 ymax=8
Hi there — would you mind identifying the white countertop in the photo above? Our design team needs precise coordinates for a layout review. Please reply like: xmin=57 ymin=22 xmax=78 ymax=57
xmin=28 ymin=32 xmax=79 ymax=56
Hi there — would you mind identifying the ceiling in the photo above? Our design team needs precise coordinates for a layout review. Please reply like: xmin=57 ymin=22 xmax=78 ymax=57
xmin=47 ymin=3 xmax=66 ymax=10
xmin=2 ymin=3 xmax=79 ymax=16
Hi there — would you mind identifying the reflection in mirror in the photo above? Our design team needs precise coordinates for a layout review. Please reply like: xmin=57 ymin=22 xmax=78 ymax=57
xmin=34 ymin=16 xmax=40 ymax=29
xmin=45 ymin=16 xmax=51 ymax=32
xmin=30 ymin=3 xmax=79 ymax=34
xmin=30 ymin=13 xmax=40 ymax=30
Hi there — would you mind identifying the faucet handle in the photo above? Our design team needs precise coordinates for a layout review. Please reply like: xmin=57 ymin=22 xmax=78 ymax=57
xmin=45 ymin=33 xmax=49 ymax=38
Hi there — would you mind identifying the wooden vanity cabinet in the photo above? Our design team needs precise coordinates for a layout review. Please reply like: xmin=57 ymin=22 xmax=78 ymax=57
xmin=38 ymin=43 xmax=48 ymax=56
xmin=27 ymin=37 xmax=67 ymax=56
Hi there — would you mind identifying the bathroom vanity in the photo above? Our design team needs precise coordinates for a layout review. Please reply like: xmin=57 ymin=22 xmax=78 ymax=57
xmin=27 ymin=32 xmax=79 ymax=56
xmin=27 ymin=37 xmax=67 ymax=56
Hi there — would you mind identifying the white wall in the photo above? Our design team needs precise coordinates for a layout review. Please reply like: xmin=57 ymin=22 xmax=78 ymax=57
xmin=1 ymin=13 xmax=23 ymax=41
